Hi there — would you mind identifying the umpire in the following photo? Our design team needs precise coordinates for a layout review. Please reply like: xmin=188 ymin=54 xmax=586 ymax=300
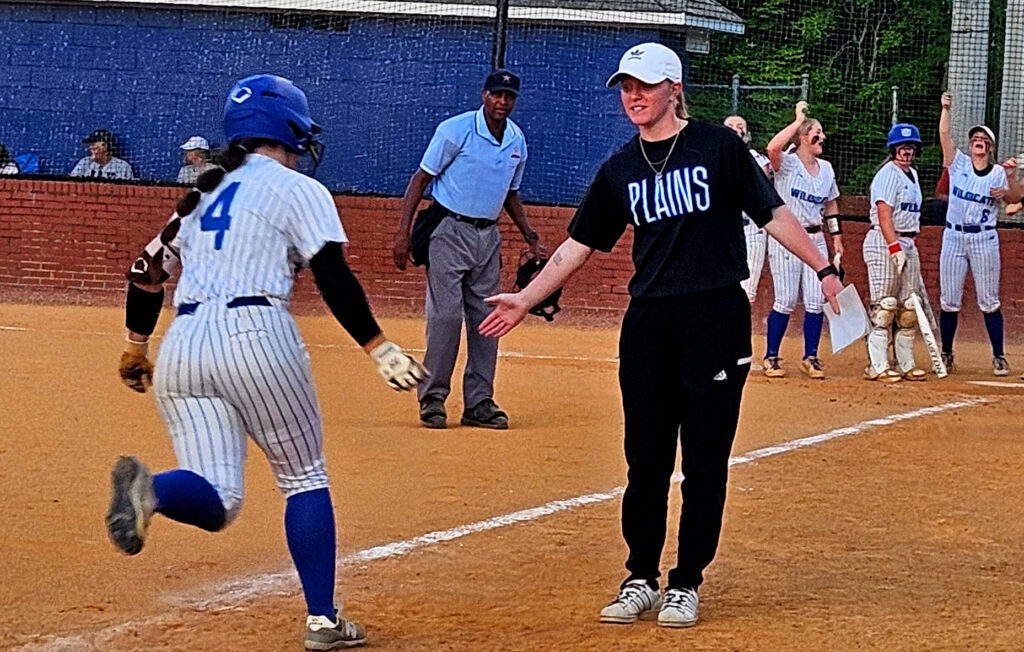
xmin=393 ymin=69 xmax=545 ymax=430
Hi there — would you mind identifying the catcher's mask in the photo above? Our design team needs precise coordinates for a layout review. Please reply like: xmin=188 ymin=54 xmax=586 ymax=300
xmin=514 ymin=250 xmax=562 ymax=322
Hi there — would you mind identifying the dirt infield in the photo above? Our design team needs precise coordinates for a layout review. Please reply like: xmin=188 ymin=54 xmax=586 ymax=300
xmin=3 ymin=303 xmax=1024 ymax=651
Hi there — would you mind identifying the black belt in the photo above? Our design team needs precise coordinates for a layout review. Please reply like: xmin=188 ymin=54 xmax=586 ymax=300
xmin=447 ymin=212 xmax=496 ymax=229
xmin=871 ymin=225 xmax=918 ymax=238
xmin=177 ymin=296 xmax=271 ymax=316
xmin=805 ymin=225 xmax=822 ymax=234
xmin=946 ymin=221 xmax=995 ymax=234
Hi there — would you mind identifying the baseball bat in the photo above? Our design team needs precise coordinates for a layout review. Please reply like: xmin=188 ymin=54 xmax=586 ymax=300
xmin=910 ymin=292 xmax=947 ymax=378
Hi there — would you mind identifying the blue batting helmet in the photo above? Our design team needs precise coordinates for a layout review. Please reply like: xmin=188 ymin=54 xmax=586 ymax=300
xmin=224 ymin=74 xmax=323 ymax=162
xmin=887 ymin=123 xmax=922 ymax=148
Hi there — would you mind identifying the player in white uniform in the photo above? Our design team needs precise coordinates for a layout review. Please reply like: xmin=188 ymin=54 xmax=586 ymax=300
xmin=938 ymin=92 xmax=1022 ymax=375
xmin=724 ymin=115 xmax=773 ymax=304
xmin=106 ymin=75 xmax=426 ymax=651
xmin=763 ymin=102 xmax=843 ymax=379
xmin=863 ymin=123 xmax=931 ymax=381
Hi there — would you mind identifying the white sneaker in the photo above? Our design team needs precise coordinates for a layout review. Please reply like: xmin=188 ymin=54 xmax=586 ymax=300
xmin=658 ymin=588 xmax=699 ymax=628
xmin=599 ymin=579 xmax=662 ymax=624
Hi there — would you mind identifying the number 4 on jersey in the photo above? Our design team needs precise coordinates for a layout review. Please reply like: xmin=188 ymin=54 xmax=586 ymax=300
xmin=201 ymin=182 xmax=241 ymax=249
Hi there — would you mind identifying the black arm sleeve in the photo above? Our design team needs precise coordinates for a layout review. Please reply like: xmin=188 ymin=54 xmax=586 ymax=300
xmin=309 ymin=241 xmax=383 ymax=347
xmin=125 ymin=282 xmax=164 ymax=336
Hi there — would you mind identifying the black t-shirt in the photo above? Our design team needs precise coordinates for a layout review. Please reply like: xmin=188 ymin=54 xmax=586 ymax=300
xmin=568 ymin=119 xmax=783 ymax=298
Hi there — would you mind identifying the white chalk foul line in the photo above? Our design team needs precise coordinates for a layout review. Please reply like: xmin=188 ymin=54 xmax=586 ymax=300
xmin=14 ymin=396 xmax=990 ymax=650
xmin=967 ymin=380 xmax=1024 ymax=389
xmin=0 ymin=324 xmax=618 ymax=364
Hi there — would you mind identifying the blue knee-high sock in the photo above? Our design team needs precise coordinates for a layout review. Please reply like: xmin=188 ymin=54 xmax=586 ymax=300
xmin=766 ymin=310 xmax=790 ymax=358
xmin=285 ymin=488 xmax=337 ymax=618
xmin=939 ymin=310 xmax=959 ymax=355
xmin=803 ymin=312 xmax=824 ymax=358
xmin=984 ymin=310 xmax=1005 ymax=357
xmin=153 ymin=470 xmax=227 ymax=532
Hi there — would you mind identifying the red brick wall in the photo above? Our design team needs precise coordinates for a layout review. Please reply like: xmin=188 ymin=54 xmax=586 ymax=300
xmin=1 ymin=178 xmax=1021 ymax=338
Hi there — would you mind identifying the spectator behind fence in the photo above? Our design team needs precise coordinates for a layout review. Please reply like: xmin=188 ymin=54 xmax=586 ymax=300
xmin=0 ymin=143 xmax=19 ymax=175
xmin=176 ymin=135 xmax=215 ymax=185
xmin=70 ymin=129 xmax=135 ymax=180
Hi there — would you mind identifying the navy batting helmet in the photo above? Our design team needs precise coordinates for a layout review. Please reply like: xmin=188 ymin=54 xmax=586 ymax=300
xmin=224 ymin=74 xmax=323 ymax=165
xmin=887 ymin=123 xmax=922 ymax=148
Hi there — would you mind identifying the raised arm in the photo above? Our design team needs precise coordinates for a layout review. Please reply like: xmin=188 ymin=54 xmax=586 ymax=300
xmin=767 ymin=101 xmax=808 ymax=171
xmin=1002 ymin=158 xmax=1022 ymax=204
xmin=479 ymin=237 xmax=594 ymax=337
xmin=939 ymin=92 xmax=955 ymax=167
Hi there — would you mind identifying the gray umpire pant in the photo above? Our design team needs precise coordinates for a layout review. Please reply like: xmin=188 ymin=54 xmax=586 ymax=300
xmin=418 ymin=216 xmax=502 ymax=409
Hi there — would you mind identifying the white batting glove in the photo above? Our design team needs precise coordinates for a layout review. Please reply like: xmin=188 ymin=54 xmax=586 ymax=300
xmin=370 ymin=341 xmax=427 ymax=391
xmin=888 ymin=241 xmax=907 ymax=276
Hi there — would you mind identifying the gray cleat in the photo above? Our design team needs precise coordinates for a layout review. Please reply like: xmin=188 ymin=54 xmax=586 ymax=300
xmin=105 ymin=456 xmax=155 ymax=556
xmin=305 ymin=614 xmax=367 ymax=650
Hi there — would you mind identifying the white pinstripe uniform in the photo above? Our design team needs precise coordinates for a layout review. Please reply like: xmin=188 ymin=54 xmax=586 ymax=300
xmin=741 ymin=149 xmax=771 ymax=303
xmin=864 ymin=162 xmax=928 ymax=374
xmin=768 ymin=151 xmax=838 ymax=314
xmin=151 ymin=153 xmax=345 ymax=522
xmin=940 ymin=149 xmax=1008 ymax=313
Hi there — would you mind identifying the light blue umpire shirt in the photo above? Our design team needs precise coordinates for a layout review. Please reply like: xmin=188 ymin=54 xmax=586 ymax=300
xmin=419 ymin=106 xmax=528 ymax=221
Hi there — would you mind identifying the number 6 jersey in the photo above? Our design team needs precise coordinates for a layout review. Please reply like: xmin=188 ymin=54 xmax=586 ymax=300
xmin=947 ymin=149 xmax=1008 ymax=227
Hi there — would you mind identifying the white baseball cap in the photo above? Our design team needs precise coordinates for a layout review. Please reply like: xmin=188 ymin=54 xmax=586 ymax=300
xmin=180 ymin=135 xmax=210 ymax=151
xmin=968 ymin=124 xmax=996 ymax=143
xmin=606 ymin=43 xmax=683 ymax=88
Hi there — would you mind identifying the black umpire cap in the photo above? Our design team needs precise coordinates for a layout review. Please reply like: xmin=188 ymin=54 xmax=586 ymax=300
xmin=484 ymin=69 xmax=520 ymax=96
xmin=83 ymin=129 xmax=115 ymax=146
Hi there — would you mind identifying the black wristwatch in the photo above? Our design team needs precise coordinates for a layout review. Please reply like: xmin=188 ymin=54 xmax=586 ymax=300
xmin=524 ymin=231 xmax=539 ymax=242
xmin=816 ymin=264 xmax=840 ymax=281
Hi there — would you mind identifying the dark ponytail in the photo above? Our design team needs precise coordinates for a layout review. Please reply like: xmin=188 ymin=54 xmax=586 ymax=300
xmin=175 ymin=142 xmax=251 ymax=217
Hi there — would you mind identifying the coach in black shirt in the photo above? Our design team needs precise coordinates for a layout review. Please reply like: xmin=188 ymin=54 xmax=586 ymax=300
xmin=480 ymin=43 xmax=843 ymax=628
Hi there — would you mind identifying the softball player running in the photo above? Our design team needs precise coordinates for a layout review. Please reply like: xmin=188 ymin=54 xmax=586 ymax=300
xmin=938 ymin=92 xmax=1022 ymax=374
xmin=863 ymin=123 xmax=930 ymax=382
xmin=724 ymin=115 xmax=773 ymax=304
xmin=107 ymin=74 xmax=425 ymax=651
xmin=763 ymin=102 xmax=843 ymax=379
xmin=479 ymin=43 xmax=842 ymax=630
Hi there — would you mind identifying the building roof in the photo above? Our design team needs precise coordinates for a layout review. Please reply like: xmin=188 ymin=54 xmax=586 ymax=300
xmin=67 ymin=0 xmax=745 ymax=33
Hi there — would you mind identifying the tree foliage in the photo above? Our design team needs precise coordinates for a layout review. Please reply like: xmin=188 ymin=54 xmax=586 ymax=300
xmin=686 ymin=0 xmax=953 ymax=194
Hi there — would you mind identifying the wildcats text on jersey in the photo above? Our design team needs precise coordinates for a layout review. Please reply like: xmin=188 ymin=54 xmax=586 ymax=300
xmin=627 ymin=166 xmax=711 ymax=225
xmin=790 ymin=187 xmax=828 ymax=204
xmin=951 ymin=185 xmax=997 ymax=206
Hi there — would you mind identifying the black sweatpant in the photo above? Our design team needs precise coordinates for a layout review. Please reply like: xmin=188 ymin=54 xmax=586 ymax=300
xmin=618 ymin=285 xmax=751 ymax=591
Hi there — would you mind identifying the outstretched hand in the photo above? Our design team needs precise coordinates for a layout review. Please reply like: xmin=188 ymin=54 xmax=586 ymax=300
xmin=479 ymin=293 xmax=530 ymax=338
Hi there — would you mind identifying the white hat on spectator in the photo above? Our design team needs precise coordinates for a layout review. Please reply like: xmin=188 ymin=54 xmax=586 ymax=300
xmin=180 ymin=136 xmax=210 ymax=151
